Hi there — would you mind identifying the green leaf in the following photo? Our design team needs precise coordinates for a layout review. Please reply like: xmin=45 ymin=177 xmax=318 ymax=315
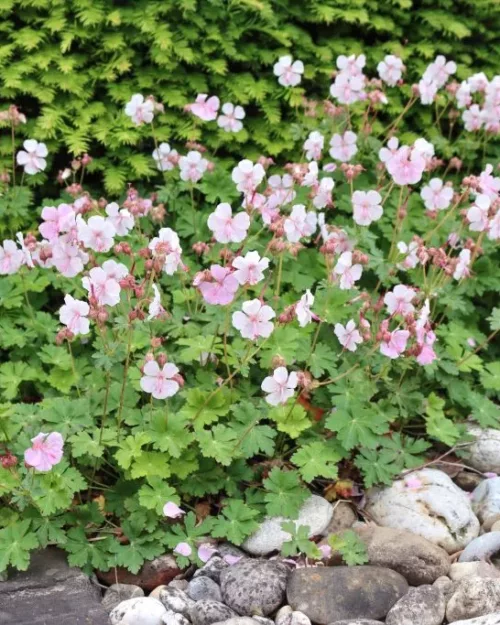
xmin=488 ymin=308 xmax=500 ymax=331
xmin=291 ymin=441 xmax=341 ymax=482
xmin=180 ymin=387 xmax=231 ymax=426
xmin=197 ymin=425 xmax=238 ymax=466
xmin=280 ymin=521 xmax=321 ymax=558
xmin=138 ymin=478 xmax=178 ymax=515
xmin=309 ymin=342 xmax=338 ymax=378
xmin=425 ymin=392 xmax=461 ymax=446
xmin=328 ymin=529 xmax=368 ymax=566
xmin=211 ymin=499 xmax=260 ymax=544
xmin=0 ymin=520 xmax=39 ymax=572
xmin=325 ymin=407 xmax=391 ymax=451
xmin=480 ymin=362 xmax=500 ymax=392
xmin=130 ymin=452 xmax=171 ymax=479
xmin=232 ymin=401 xmax=276 ymax=458
xmin=268 ymin=403 xmax=311 ymax=438
xmin=263 ymin=468 xmax=309 ymax=518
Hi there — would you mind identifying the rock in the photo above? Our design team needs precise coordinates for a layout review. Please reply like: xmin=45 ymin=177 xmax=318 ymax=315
xmin=188 ymin=576 xmax=222 ymax=602
xmin=448 ymin=616 xmax=500 ymax=625
xmin=450 ymin=562 xmax=500 ymax=581
xmin=253 ymin=618 xmax=274 ymax=625
xmin=193 ymin=556 xmax=229 ymax=583
xmin=102 ymin=583 xmax=144 ymax=612
xmin=446 ymin=578 xmax=500 ymax=622
xmin=217 ymin=544 xmax=247 ymax=560
xmin=472 ymin=478 xmax=500 ymax=529
xmin=466 ymin=427 xmax=500 ymax=473
xmin=287 ymin=566 xmax=408 ymax=624
xmin=242 ymin=495 xmax=333 ymax=556
xmin=385 ymin=585 xmax=446 ymax=625
xmin=168 ymin=579 xmax=189 ymax=591
xmin=458 ymin=532 xmax=500 ymax=562
xmin=493 ymin=520 xmax=500 ymax=532
xmin=211 ymin=619 xmax=261 ymax=625
xmin=0 ymin=547 xmax=109 ymax=624
xmin=110 ymin=597 xmax=167 ymax=625
xmin=158 ymin=586 xmax=195 ymax=618
xmin=150 ymin=585 xmax=168 ymax=600
xmin=327 ymin=622 xmax=384 ymax=625
xmin=96 ymin=554 xmax=182 ymax=591
xmin=433 ymin=576 xmax=455 ymax=598
xmin=220 ymin=559 xmax=289 ymax=616
xmin=365 ymin=468 xmax=480 ymax=553
xmin=455 ymin=471 xmax=484 ymax=492
xmin=350 ymin=524 xmax=450 ymax=585
xmin=275 ymin=605 xmax=312 ymax=625
xmin=189 ymin=600 xmax=239 ymax=625
xmin=162 ymin=611 xmax=190 ymax=625
xmin=321 ymin=502 xmax=357 ymax=536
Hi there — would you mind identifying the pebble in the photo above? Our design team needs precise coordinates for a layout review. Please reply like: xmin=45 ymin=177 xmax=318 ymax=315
xmin=458 ymin=532 xmax=500 ymax=562
xmin=287 ymin=566 xmax=408 ymax=625
xmin=326 ymin=622 xmax=384 ymax=625
xmin=466 ymin=427 xmax=500 ymax=473
xmin=450 ymin=561 xmax=500 ymax=581
xmin=433 ymin=576 xmax=455 ymax=598
xmin=211 ymin=620 xmax=262 ymax=625
xmin=110 ymin=597 xmax=167 ymax=625
xmin=321 ymin=502 xmax=357 ymax=536
xmin=188 ymin=576 xmax=222 ymax=602
xmin=189 ymin=600 xmax=239 ymax=625
xmin=275 ymin=605 xmax=311 ymax=625
xmin=162 ymin=611 xmax=190 ymax=625
xmin=193 ymin=556 xmax=229 ymax=583
xmin=349 ymin=524 xmax=450 ymax=585
xmin=102 ymin=583 xmax=144 ymax=612
xmin=242 ymin=495 xmax=333 ymax=556
xmin=220 ymin=559 xmax=289 ymax=616
xmin=446 ymin=578 xmax=500 ymax=622
xmin=150 ymin=585 xmax=168 ymax=600
xmin=158 ymin=586 xmax=195 ymax=618
xmin=365 ymin=468 xmax=480 ymax=553
xmin=447 ymin=616 xmax=500 ymax=625
xmin=471 ymin=478 xmax=500 ymax=529
xmin=385 ymin=585 xmax=446 ymax=625
xmin=454 ymin=471 xmax=484 ymax=492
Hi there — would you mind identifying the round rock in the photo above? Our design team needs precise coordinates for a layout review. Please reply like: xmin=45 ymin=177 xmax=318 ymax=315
xmin=327 ymin=622 xmax=384 ymax=625
xmin=158 ymin=586 xmax=194 ymax=618
xmin=446 ymin=578 xmax=500 ymax=622
xmin=321 ymin=502 xmax=357 ymax=536
xmin=365 ymin=468 xmax=480 ymax=553
xmin=220 ymin=559 xmax=289 ymax=616
xmin=162 ymin=611 xmax=190 ymax=625
xmin=242 ymin=495 xmax=333 ymax=556
xmin=110 ymin=597 xmax=167 ymax=625
xmin=97 ymin=555 xmax=182 ymax=591
xmin=193 ymin=556 xmax=229 ymax=583
xmin=275 ymin=605 xmax=311 ymax=625
xmin=385 ymin=585 xmax=445 ymax=625
xmin=350 ymin=524 xmax=450 ymax=585
xmin=458 ymin=532 xmax=500 ymax=562
xmin=189 ymin=600 xmax=239 ymax=625
xmin=466 ymin=427 xmax=500 ymax=473
xmin=102 ymin=583 xmax=144 ymax=612
xmin=287 ymin=566 xmax=408 ymax=625
xmin=211 ymin=620 xmax=263 ymax=625
xmin=447 ymin=616 xmax=500 ymax=625
xmin=187 ymin=576 xmax=222 ymax=602
xmin=450 ymin=561 xmax=500 ymax=581
xmin=471 ymin=477 xmax=500 ymax=529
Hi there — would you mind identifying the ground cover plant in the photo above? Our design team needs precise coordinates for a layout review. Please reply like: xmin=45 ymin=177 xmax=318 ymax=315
xmin=0 ymin=51 xmax=499 ymax=574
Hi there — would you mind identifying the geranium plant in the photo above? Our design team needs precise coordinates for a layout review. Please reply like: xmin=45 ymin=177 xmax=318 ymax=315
xmin=0 ymin=53 xmax=499 ymax=574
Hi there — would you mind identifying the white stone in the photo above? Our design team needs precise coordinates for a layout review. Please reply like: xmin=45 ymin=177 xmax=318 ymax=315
xmin=242 ymin=495 xmax=333 ymax=556
xmin=449 ymin=616 xmax=500 ymax=625
xmin=162 ymin=611 xmax=190 ymax=625
xmin=450 ymin=562 xmax=500 ymax=581
xmin=466 ymin=427 xmax=500 ymax=473
xmin=365 ymin=468 xmax=480 ymax=553
xmin=446 ymin=578 xmax=500 ymax=622
xmin=472 ymin=477 xmax=500 ymax=529
xmin=275 ymin=605 xmax=312 ymax=625
xmin=110 ymin=597 xmax=167 ymax=625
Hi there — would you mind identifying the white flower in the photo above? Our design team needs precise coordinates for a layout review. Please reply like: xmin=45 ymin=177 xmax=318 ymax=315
xmin=102 ymin=259 xmax=129 ymax=281
xmin=140 ymin=361 xmax=180 ymax=399
xmin=352 ymin=190 xmax=383 ymax=226
xmin=179 ymin=150 xmax=208 ymax=183
xmin=59 ymin=294 xmax=90 ymax=336
xmin=273 ymin=56 xmax=304 ymax=87
xmin=125 ymin=94 xmax=155 ymax=125
xmin=468 ymin=72 xmax=489 ymax=93
xmin=284 ymin=204 xmax=317 ymax=243
xmin=453 ymin=249 xmax=471 ymax=280
xmin=232 ymin=159 xmax=265 ymax=194
xmin=0 ymin=239 xmax=26 ymax=275
xmin=418 ymin=79 xmax=438 ymax=105
xmin=152 ymin=143 xmax=178 ymax=172
xmin=232 ymin=299 xmax=275 ymax=340
xmin=413 ymin=138 xmax=435 ymax=160
xmin=302 ymin=161 xmax=319 ymax=187
xmin=77 ymin=215 xmax=116 ymax=253
xmin=420 ymin=179 xmax=454 ymax=211
xmin=397 ymin=240 xmax=419 ymax=270
xmin=333 ymin=251 xmax=362 ymax=290
xmin=337 ymin=54 xmax=366 ymax=77
xmin=456 ymin=81 xmax=472 ymax=109
xmin=217 ymin=103 xmax=245 ymax=133
xmin=148 ymin=284 xmax=166 ymax=320
xmin=105 ymin=202 xmax=135 ymax=236
xmin=313 ymin=177 xmax=334 ymax=209
xmin=16 ymin=232 xmax=34 ymax=269
xmin=334 ymin=320 xmax=363 ymax=352
xmin=329 ymin=131 xmax=358 ymax=162
xmin=207 ymin=203 xmax=250 ymax=244
xmin=16 ymin=140 xmax=48 ymax=175
xmin=82 ymin=267 xmax=121 ymax=307
xmin=295 ymin=290 xmax=314 ymax=327
xmin=462 ymin=105 xmax=483 ymax=132
xmin=384 ymin=284 xmax=415 ymax=316
xmin=148 ymin=228 xmax=183 ymax=275
xmin=330 ymin=73 xmax=365 ymax=104
xmin=261 ymin=367 xmax=298 ymax=406
xmin=232 ymin=251 xmax=269 ymax=285
xmin=304 ymin=131 xmax=324 ymax=161
xmin=379 ymin=137 xmax=399 ymax=164
xmin=377 ymin=54 xmax=404 ymax=87
xmin=467 ymin=194 xmax=491 ymax=232
xmin=422 ymin=55 xmax=456 ymax=88
xmin=487 ymin=213 xmax=500 ymax=241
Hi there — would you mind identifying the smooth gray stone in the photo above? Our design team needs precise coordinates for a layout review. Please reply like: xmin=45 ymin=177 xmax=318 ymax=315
xmin=458 ymin=532 xmax=500 ymax=562
xmin=102 ymin=583 xmax=144 ymax=612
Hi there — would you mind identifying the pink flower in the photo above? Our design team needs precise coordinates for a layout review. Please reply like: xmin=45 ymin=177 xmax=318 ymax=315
xmin=302 ymin=161 xmax=319 ymax=187
xmin=377 ymin=55 xmax=405 ymax=87
xmin=179 ymin=151 xmax=208 ymax=183
xmin=189 ymin=94 xmax=220 ymax=121
xmin=16 ymin=232 xmax=34 ymax=269
xmin=334 ymin=320 xmax=363 ymax=352
xmin=0 ymin=239 xmax=24 ymax=275
xmin=413 ymin=138 xmax=435 ymax=160
xmin=232 ymin=160 xmax=265 ymax=194
xmin=152 ymin=142 xmax=178 ymax=172
xmin=148 ymin=228 xmax=183 ymax=275
xmin=453 ymin=249 xmax=471 ymax=280
xmin=224 ymin=554 xmax=242 ymax=565
xmin=59 ymin=294 xmax=90 ymax=336
xmin=330 ymin=73 xmax=365 ymax=105
xmin=295 ymin=290 xmax=314 ymax=327
xmin=198 ymin=544 xmax=217 ymax=563
xmin=379 ymin=137 xmax=399 ymax=165
xmin=140 ymin=361 xmax=180 ymax=399
xmin=232 ymin=299 xmax=275 ymax=340
xmin=456 ymin=81 xmax=472 ymax=109
xmin=329 ymin=131 xmax=358 ymax=162
xmin=284 ymin=204 xmax=317 ymax=243
xmin=488 ymin=213 xmax=500 ymax=240
xmin=16 ymin=140 xmax=48 ymax=175
xmin=105 ymin=203 xmax=134 ymax=236
xmin=207 ymin=203 xmax=250 ymax=244
xmin=304 ymin=131 xmax=324 ymax=161
xmin=423 ymin=55 xmax=456 ymax=88
xmin=418 ymin=79 xmax=438 ymax=105
xmin=24 ymin=432 xmax=63 ymax=472
xmin=387 ymin=146 xmax=425 ymax=185
xmin=268 ymin=174 xmax=295 ymax=206
xmin=39 ymin=204 xmax=75 ymax=241
xmin=478 ymin=164 xmax=500 ymax=200
xmin=380 ymin=329 xmax=410 ymax=359
xmin=198 ymin=265 xmax=239 ymax=305
xmin=462 ymin=105 xmax=483 ymax=132
xmin=333 ymin=251 xmax=362 ymax=290
xmin=352 ymin=190 xmax=383 ymax=226
xmin=82 ymin=267 xmax=121 ymax=307
xmin=232 ymin=251 xmax=269 ymax=286
xmin=404 ymin=476 xmax=422 ymax=490
xmin=77 ymin=215 xmax=115 ymax=253
xmin=469 ymin=72 xmax=489 ymax=93
xmin=147 ymin=284 xmax=166 ymax=321
xmin=217 ymin=103 xmax=245 ymax=132
xmin=484 ymin=472 xmax=498 ymax=479
xmin=174 ymin=542 xmax=192 ymax=557
xmin=384 ymin=285 xmax=415 ymax=316
xmin=416 ymin=329 xmax=437 ymax=366
xmin=318 ymin=544 xmax=332 ymax=560
xmin=101 ymin=259 xmax=129 ymax=281
xmin=261 ymin=367 xmax=298 ymax=406
xmin=52 ymin=237 xmax=89 ymax=278
xmin=125 ymin=94 xmax=154 ymax=125
xmin=397 ymin=240 xmax=420 ymax=270
xmin=420 ymin=179 xmax=454 ymax=211
xmin=467 ymin=194 xmax=491 ymax=232
xmin=273 ymin=56 xmax=304 ymax=87
xmin=163 ymin=501 xmax=185 ymax=518
xmin=313 ymin=178 xmax=334 ymax=209
xmin=337 ymin=54 xmax=366 ymax=77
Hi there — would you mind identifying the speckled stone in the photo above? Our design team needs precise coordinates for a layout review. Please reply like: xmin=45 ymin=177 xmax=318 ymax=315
xmin=466 ymin=427 xmax=500 ymax=473
xmin=446 ymin=578 xmax=500 ymax=622
xmin=187 ymin=576 xmax=222 ymax=602
xmin=189 ymin=600 xmax=239 ymax=625
xmin=447 ymin=615 xmax=500 ymax=625
xmin=450 ymin=562 xmax=500 ymax=580
xmin=385 ymin=585 xmax=445 ymax=625
xmin=102 ymin=584 xmax=144 ymax=612
xmin=158 ymin=587 xmax=194 ymax=619
xmin=109 ymin=597 xmax=166 ymax=625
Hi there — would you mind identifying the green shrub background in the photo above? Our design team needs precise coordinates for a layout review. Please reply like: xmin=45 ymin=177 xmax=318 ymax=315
xmin=1 ymin=0 xmax=500 ymax=194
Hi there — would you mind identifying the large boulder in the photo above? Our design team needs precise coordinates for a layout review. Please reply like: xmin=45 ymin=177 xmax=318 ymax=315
xmin=287 ymin=566 xmax=408 ymax=625
xmin=446 ymin=578 xmax=500 ymax=622
xmin=364 ymin=468 xmax=480 ymax=553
